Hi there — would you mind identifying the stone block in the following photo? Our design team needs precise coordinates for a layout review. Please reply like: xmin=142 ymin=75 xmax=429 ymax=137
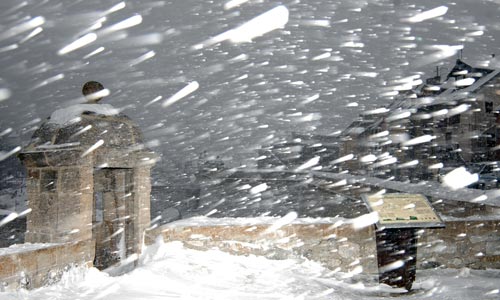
xmin=486 ymin=241 xmax=500 ymax=255
xmin=440 ymin=222 xmax=466 ymax=238
xmin=466 ymin=221 xmax=484 ymax=231
xmin=60 ymin=168 xmax=81 ymax=193
xmin=0 ymin=256 xmax=16 ymax=278
xmin=293 ymin=224 xmax=323 ymax=240
xmin=470 ymin=233 xmax=494 ymax=244
xmin=361 ymin=240 xmax=377 ymax=257
xmin=35 ymin=248 xmax=57 ymax=273
xmin=338 ymin=242 xmax=360 ymax=259
xmin=44 ymin=150 xmax=90 ymax=167
xmin=448 ymin=258 xmax=464 ymax=268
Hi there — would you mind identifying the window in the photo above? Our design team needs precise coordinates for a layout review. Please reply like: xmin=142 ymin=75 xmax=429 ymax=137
xmin=445 ymin=132 xmax=452 ymax=143
xmin=448 ymin=114 xmax=460 ymax=125
xmin=485 ymin=101 xmax=493 ymax=113
xmin=40 ymin=169 xmax=57 ymax=192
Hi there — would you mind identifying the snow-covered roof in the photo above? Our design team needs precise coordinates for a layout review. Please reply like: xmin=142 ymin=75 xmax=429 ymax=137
xmin=446 ymin=59 xmax=493 ymax=81
xmin=434 ymin=69 xmax=500 ymax=104
xmin=393 ymin=60 xmax=500 ymax=110
xmin=47 ymin=104 xmax=120 ymax=126
xmin=25 ymin=103 xmax=145 ymax=152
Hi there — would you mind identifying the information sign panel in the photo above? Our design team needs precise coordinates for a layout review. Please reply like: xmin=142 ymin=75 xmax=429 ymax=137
xmin=362 ymin=193 xmax=445 ymax=229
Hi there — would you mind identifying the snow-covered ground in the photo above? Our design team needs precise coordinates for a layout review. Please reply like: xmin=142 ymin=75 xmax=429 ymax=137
xmin=3 ymin=239 xmax=499 ymax=300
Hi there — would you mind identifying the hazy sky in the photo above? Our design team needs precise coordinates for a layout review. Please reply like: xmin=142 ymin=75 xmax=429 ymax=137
xmin=0 ymin=0 xmax=499 ymax=164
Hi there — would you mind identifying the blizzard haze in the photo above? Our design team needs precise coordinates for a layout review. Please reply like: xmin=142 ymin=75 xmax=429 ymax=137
xmin=1 ymin=0 xmax=500 ymax=298
xmin=0 ymin=0 xmax=499 ymax=166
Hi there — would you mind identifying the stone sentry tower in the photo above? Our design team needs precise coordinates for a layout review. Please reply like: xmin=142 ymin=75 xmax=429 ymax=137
xmin=19 ymin=82 xmax=157 ymax=270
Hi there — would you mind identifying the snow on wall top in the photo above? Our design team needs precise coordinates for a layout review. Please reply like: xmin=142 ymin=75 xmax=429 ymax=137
xmin=47 ymin=104 xmax=120 ymax=126
xmin=160 ymin=215 xmax=351 ymax=229
xmin=0 ymin=242 xmax=60 ymax=256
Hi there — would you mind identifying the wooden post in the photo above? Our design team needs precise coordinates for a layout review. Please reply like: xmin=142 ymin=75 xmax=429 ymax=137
xmin=375 ymin=228 xmax=417 ymax=291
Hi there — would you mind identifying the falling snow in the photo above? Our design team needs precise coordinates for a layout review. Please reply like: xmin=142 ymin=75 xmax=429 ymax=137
xmin=1 ymin=0 xmax=500 ymax=298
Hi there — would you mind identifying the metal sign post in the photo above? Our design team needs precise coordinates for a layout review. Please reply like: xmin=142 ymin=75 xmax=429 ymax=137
xmin=361 ymin=193 xmax=445 ymax=291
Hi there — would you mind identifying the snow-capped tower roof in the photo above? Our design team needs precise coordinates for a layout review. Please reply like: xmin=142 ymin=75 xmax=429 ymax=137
xmin=27 ymin=105 xmax=144 ymax=150
xmin=22 ymin=82 xmax=156 ymax=168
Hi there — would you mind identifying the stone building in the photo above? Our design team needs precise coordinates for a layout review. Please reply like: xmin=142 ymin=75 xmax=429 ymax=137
xmin=405 ymin=59 xmax=500 ymax=163
xmin=19 ymin=83 xmax=157 ymax=269
xmin=329 ymin=59 xmax=500 ymax=182
xmin=249 ymin=59 xmax=500 ymax=186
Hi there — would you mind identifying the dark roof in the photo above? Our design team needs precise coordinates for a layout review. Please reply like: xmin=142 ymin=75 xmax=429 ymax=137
xmin=446 ymin=59 xmax=493 ymax=81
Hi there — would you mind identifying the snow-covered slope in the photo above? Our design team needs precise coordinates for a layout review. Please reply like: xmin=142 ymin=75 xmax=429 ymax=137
xmin=3 ymin=239 xmax=499 ymax=299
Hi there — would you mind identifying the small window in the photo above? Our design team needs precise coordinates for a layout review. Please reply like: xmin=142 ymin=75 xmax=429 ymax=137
xmin=485 ymin=101 xmax=493 ymax=113
xmin=41 ymin=169 xmax=57 ymax=192
xmin=27 ymin=169 xmax=40 ymax=192
xmin=445 ymin=132 xmax=452 ymax=142
xmin=124 ymin=169 xmax=134 ymax=195
xmin=449 ymin=114 xmax=460 ymax=125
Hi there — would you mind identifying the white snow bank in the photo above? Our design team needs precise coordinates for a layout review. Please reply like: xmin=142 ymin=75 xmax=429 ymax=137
xmin=161 ymin=215 xmax=344 ymax=228
xmin=4 ymin=240 xmax=500 ymax=299
xmin=441 ymin=167 xmax=479 ymax=190
xmin=0 ymin=243 xmax=60 ymax=256
xmin=47 ymin=104 xmax=120 ymax=126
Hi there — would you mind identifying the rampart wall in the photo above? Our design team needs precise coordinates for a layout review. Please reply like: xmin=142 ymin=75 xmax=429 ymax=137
xmin=1 ymin=218 xmax=499 ymax=291
xmin=146 ymin=219 xmax=500 ymax=274
xmin=0 ymin=240 xmax=94 ymax=291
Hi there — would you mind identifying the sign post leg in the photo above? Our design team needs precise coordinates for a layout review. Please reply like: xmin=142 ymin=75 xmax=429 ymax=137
xmin=375 ymin=228 xmax=418 ymax=291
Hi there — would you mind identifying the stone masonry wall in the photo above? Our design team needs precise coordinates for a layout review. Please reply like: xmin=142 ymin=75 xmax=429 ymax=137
xmin=132 ymin=166 xmax=152 ymax=255
xmin=1 ymin=218 xmax=498 ymax=291
xmin=0 ymin=240 xmax=94 ymax=291
xmin=146 ymin=222 xmax=379 ymax=275
xmin=418 ymin=220 xmax=500 ymax=269
xmin=24 ymin=165 xmax=93 ymax=244
xmin=147 ymin=219 xmax=500 ymax=275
